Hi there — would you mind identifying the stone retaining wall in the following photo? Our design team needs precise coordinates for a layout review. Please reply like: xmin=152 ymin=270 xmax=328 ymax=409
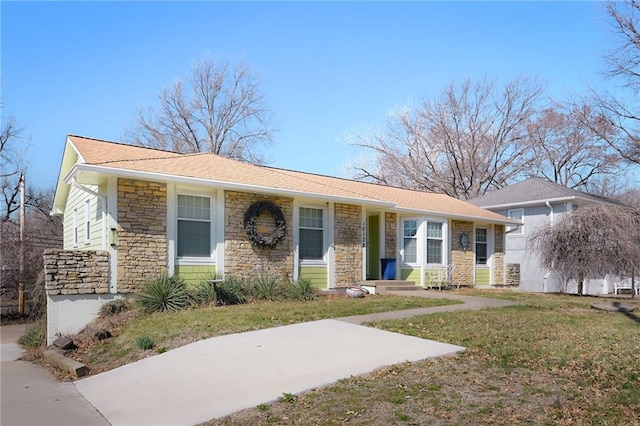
xmin=505 ymin=263 xmax=520 ymax=287
xmin=44 ymin=249 xmax=109 ymax=295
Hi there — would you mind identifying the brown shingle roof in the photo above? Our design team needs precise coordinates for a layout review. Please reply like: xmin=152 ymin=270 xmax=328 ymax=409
xmin=67 ymin=135 xmax=513 ymax=223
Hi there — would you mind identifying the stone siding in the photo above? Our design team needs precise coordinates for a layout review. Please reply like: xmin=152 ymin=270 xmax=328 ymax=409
xmin=334 ymin=203 xmax=362 ymax=287
xmin=451 ymin=220 xmax=474 ymax=286
xmin=505 ymin=263 xmax=521 ymax=287
xmin=224 ymin=191 xmax=294 ymax=280
xmin=384 ymin=212 xmax=397 ymax=259
xmin=44 ymin=249 xmax=109 ymax=295
xmin=493 ymin=225 xmax=505 ymax=286
xmin=117 ymin=179 xmax=167 ymax=293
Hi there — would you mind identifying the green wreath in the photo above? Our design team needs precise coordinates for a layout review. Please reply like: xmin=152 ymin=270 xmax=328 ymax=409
xmin=243 ymin=201 xmax=286 ymax=249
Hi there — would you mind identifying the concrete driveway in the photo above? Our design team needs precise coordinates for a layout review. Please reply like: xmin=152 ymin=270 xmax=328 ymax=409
xmin=0 ymin=324 xmax=108 ymax=426
xmin=74 ymin=319 xmax=465 ymax=426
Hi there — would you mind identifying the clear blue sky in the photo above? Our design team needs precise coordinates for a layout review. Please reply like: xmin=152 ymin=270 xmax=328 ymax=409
xmin=2 ymin=1 xmax=613 ymax=190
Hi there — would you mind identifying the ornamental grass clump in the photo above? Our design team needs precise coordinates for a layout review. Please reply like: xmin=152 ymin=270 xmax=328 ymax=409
xmin=250 ymin=274 xmax=287 ymax=301
xmin=135 ymin=335 xmax=154 ymax=350
xmin=288 ymin=278 xmax=319 ymax=301
xmin=98 ymin=299 xmax=131 ymax=318
xmin=213 ymin=276 xmax=249 ymax=305
xmin=137 ymin=274 xmax=190 ymax=313
xmin=189 ymin=275 xmax=220 ymax=307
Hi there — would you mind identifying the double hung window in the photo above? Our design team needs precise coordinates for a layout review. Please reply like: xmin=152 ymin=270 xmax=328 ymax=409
xmin=426 ymin=222 xmax=443 ymax=264
xmin=177 ymin=194 xmax=211 ymax=258
xmin=299 ymin=207 xmax=324 ymax=261
xmin=475 ymin=228 xmax=488 ymax=265
xmin=507 ymin=209 xmax=523 ymax=235
xmin=403 ymin=220 xmax=418 ymax=263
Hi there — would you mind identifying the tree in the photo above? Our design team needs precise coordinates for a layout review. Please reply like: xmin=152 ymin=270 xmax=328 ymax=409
xmin=524 ymin=103 xmax=623 ymax=190
xmin=124 ymin=57 xmax=275 ymax=164
xmin=529 ymin=203 xmax=640 ymax=297
xmin=1 ymin=114 xmax=28 ymax=222
xmin=349 ymin=77 xmax=543 ymax=199
xmin=580 ymin=1 xmax=640 ymax=165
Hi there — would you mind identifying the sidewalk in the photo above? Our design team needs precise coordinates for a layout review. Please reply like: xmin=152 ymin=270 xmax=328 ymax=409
xmin=0 ymin=324 xmax=108 ymax=426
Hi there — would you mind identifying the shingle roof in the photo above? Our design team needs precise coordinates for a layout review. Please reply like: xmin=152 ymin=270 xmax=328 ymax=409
xmin=468 ymin=178 xmax=620 ymax=208
xmin=65 ymin=135 xmax=514 ymax=223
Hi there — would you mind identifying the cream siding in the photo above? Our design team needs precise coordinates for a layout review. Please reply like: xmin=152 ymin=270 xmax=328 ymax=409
xmin=63 ymin=184 xmax=104 ymax=250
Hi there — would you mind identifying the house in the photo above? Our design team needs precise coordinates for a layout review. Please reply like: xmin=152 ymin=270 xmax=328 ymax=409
xmin=469 ymin=178 xmax=622 ymax=295
xmin=46 ymin=135 xmax=517 ymax=343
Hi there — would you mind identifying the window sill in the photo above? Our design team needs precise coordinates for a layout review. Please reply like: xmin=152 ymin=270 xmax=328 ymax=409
xmin=300 ymin=260 xmax=327 ymax=267
xmin=176 ymin=257 xmax=216 ymax=265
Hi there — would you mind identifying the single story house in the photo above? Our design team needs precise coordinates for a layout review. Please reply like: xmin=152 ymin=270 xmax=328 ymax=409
xmin=469 ymin=178 xmax=623 ymax=294
xmin=46 ymin=135 xmax=517 ymax=343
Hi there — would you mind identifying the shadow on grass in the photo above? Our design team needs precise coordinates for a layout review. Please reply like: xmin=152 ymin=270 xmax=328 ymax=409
xmin=612 ymin=301 xmax=640 ymax=325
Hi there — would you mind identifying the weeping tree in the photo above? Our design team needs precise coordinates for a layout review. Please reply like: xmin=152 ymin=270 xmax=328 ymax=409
xmin=529 ymin=203 xmax=640 ymax=297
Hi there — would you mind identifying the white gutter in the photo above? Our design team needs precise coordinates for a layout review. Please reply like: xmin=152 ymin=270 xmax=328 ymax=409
xmin=545 ymin=201 xmax=554 ymax=225
xmin=391 ymin=207 xmax=520 ymax=226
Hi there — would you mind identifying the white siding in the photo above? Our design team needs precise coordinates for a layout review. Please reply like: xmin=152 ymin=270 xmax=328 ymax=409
xmin=63 ymin=184 xmax=104 ymax=250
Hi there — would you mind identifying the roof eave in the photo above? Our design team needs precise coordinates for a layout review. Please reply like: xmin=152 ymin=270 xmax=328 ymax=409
xmin=70 ymin=164 xmax=396 ymax=208
xmin=390 ymin=207 xmax=520 ymax=225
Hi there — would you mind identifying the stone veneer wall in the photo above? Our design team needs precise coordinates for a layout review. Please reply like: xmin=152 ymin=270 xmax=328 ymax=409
xmin=493 ymin=225 xmax=505 ymax=286
xmin=505 ymin=263 xmax=520 ymax=287
xmin=384 ymin=212 xmax=397 ymax=259
xmin=451 ymin=220 xmax=474 ymax=286
xmin=44 ymin=249 xmax=109 ymax=295
xmin=224 ymin=191 xmax=294 ymax=279
xmin=117 ymin=179 xmax=167 ymax=293
xmin=334 ymin=203 xmax=362 ymax=287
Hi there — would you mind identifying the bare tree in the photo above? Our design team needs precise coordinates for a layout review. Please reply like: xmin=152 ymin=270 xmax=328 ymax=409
xmin=580 ymin=1 xmax=640 ymax=165
xmin=125 ymin=57 xmax=275 ymax=163
xmin=349 ymin=77 xmax=543 ymax=199
xmin=529 ymin=204 xmax=640 ymax=297
xmin=525 ymin=103 xmax=623 ymax=189
xmin=1 ymin=113 xmax=28 ymax=222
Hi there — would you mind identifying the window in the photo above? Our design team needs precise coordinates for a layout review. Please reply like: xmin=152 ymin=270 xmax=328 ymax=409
xmin=508 ymin=209 xmax=524 ymax=235
xmin=73 ymin=208 xmax=78 ymax=246
xmin=84 ymin=199 xmax=91 ymax=243
xmin=177 ymin=194 xmax=211 ymax=257
xmin=475 ymin=228 xmax=487 ymax=265
xmin=426 ymin=222 xmax=443 ymax=264
xmin=299 ymin=207 xmax=324 ymax=261
xmin=402 ymin=220 xmax=418 ymax=263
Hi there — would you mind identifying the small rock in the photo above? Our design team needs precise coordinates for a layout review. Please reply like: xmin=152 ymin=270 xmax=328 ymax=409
xmin=53 ymin=337 xmax=76 ymax=350
xmin=93 ymin=328 xmax=112 ymax=341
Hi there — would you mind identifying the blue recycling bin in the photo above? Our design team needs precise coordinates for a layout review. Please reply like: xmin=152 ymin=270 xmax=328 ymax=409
xmin=381 ymin=258 xmax=396 ymax=280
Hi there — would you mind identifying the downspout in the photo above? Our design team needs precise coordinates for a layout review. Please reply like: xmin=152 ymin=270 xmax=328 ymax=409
xmin=543 ymin=201 xmax=554 ymax=293
xmin=545 ymin=201 xmax=554 ymax=226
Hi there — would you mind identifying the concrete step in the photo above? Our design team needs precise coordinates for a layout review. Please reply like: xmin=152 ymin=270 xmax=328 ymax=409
xmin=361 ymin=280 xmax=420 ymax=295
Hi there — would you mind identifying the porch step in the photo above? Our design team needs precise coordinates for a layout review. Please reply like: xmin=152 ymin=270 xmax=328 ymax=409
xmin=361 ymin=280 xmax=419 ymax=295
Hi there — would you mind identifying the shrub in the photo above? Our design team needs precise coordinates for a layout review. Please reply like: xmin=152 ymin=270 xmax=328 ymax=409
xmin=17 ymin=318 xmax=46 ymax=349
xmin=98 ymin=299 xmax=130 ymax=318
xmin=250 ymin=274 xmax=287 ymax=301
xmin=189 ymin=275 xmax=219 ymax=307
xmin=288 ymin=278 xmax=319 ymax=301
xmin=136 ymin=335 xmax=154 ymax=350
xmin=213 ymin=276 xmax=249 ymax=305
xmin=137 ymin=274 xmax=190 ymax=313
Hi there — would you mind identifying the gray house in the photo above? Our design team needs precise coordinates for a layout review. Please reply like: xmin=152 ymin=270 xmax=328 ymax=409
xmin=469 ymin=178 xmax=621 ymax=294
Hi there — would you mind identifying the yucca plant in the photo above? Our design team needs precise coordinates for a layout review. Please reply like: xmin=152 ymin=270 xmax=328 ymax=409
xmin=213 ymin=276 xmax=249 ymax=305
xmin=137 ymin=274 xmax=190 ymax=313
xmin=288 ymin=278 xmax=319 ymax=301
xmin=250 ymin=274 xmax=287 ymax=301
xmin=189 ymin=274 xmax=220 ymax=307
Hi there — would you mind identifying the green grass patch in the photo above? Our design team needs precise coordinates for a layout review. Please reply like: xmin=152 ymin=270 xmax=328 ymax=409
xmin=76 ymin=295 xmax=458 ymax=375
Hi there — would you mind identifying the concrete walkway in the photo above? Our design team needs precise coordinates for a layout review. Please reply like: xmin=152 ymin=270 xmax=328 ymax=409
xmin=0 ymin=324 xmax=108 ymax=426
xmin=2 ymin=292 xmax=517 ymax=426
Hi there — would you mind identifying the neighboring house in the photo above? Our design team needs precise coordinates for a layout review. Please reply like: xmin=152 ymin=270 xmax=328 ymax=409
xmin=469 ymin=178 xmax=622 ymax=295
xmin=46 ymin=135 xmax=516 ymax=343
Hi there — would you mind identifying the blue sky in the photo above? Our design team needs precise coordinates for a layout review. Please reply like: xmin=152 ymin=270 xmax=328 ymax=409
xmin=2 ymin=1 xmax=614 ymax=190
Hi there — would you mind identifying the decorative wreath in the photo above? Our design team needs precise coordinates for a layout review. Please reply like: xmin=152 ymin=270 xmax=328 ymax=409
xmin=243 ymin=201 xmax=286 ymax=249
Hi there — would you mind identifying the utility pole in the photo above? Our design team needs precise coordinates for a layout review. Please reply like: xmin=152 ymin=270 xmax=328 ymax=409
xmin=18 ymin=172 xmax=25 ymax=316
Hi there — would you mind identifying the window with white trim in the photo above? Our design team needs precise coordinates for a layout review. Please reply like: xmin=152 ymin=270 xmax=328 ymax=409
xmin=177 ymin=194 xmax=212 ymax=258
xmin=426 ymin=221 xmax=443 ymax=264
xmin=403 ymin=220 xmax=418 ymax=264
xmin=299 ymin=207 xmax=324 ymax=261
xmin=475 ymin=228 xmax=487 ymax=265
xmin=507 ymin=209 xmax=524 ymax=235
xmin=84 ymin=199 xmax=91 ymax=243
xmin=73 ymin=208 xmax=78 ymax=246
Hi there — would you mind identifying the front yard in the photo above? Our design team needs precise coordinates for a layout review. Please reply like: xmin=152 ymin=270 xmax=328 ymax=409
xmin=204 ymin=290 xmax=640 ymax=425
